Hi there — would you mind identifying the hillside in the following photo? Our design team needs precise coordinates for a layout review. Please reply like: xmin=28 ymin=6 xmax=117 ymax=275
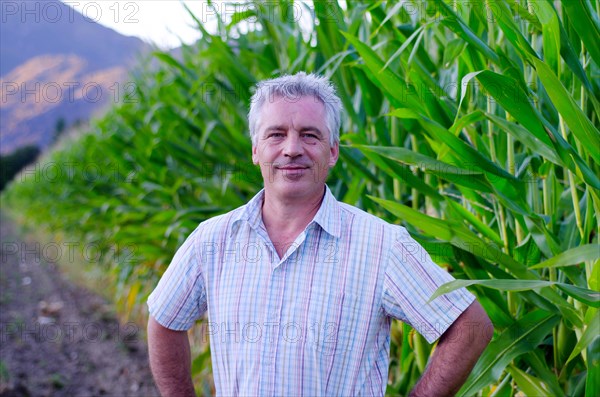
xmin=0 ymin=0 xmax=150 ymax=154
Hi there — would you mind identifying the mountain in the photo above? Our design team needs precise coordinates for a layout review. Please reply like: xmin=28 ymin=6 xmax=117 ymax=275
xmin=0 ymin=0 xmax=151 ymax=154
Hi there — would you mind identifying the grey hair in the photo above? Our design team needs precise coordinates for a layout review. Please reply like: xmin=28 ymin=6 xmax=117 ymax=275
xmin=248 ymin=72 xmax=342 ymax=146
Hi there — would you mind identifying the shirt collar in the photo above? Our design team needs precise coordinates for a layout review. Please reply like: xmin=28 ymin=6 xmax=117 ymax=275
xmin=231 ymin=188 xmax=266 ymax=233
xmin=311 ymin=185 xmax=342 ymax=238
xmin=231 ymin=185 xmax=342 ymax=238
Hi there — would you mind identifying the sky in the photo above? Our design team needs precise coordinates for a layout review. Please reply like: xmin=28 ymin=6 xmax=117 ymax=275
xmin=62 ymin=1 xmax=318 ymax=49
xmin=62 ymin=1 xmax=209 ymax=49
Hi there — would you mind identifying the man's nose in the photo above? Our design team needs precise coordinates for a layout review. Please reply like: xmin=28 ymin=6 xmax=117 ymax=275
xmin=283 ymin=133 xmax=303 ymax=157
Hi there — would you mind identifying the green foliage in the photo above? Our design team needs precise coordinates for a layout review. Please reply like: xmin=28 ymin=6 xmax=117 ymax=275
xmin=3 ymin=0 xmax=599 ymax=395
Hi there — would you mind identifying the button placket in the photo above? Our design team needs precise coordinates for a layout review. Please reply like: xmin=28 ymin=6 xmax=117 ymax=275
xmin=259 ymin=226 xmax=309 ymax=395
xmin=259 ymin=225 xmax=282 ymax=364
xmin=260 ymin=265 xmax=282 ymax=395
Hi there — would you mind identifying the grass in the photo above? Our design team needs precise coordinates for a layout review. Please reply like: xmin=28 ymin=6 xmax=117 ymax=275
xmin=0 ymin=360 xmax=10 ymax=385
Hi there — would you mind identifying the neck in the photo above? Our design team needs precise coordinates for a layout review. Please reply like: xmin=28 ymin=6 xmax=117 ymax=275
xmin=261 ymin=186 xmax=325 ymax=242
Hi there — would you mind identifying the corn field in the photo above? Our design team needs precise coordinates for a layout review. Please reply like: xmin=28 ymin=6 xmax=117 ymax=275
xmin=3 ymin=1 xmax=599 ymax=396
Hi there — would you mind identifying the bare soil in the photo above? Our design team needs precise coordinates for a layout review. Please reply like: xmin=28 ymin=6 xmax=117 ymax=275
xmin=0 ymin=213 xmax=160 ymax=397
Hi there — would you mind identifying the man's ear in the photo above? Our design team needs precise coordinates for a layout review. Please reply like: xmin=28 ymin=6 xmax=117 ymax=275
xmin=329 ymin=141 xmax=339 ymax=167
xmin=252 ymin=145 xmax=258 ymax=165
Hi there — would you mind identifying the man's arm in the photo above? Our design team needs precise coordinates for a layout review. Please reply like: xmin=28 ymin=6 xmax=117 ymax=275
xmin=147 ymin=316 xmax=196 ymax=397
xmin=409 ymin=301 xmax=493 ymax=397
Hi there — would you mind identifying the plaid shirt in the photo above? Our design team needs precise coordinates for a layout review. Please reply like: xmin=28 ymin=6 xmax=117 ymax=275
xmin=148 ymin=186 xmax=474 ymax=396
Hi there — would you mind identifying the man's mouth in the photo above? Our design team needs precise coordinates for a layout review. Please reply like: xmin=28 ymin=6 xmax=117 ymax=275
xmin=276 ymin=164 xmax=310 ymax=170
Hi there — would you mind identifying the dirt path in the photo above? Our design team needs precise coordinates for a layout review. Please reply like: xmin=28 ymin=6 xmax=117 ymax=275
xmin=0 ymin=213 xmax=160 ymax=397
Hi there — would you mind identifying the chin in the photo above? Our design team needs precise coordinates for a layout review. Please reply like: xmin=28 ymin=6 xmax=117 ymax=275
xmin=271 ymin=182 xmax=318 ymax=199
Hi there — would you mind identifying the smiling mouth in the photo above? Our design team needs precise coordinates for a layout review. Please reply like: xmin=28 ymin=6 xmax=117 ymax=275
xmin=278 ymin=166 xmax=308 ymax=170
xmin=275 ymin=164 xmax=310 ymax=170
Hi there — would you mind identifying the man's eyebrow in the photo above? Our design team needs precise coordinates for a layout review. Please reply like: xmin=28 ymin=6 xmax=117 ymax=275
xmin=299 ymin=126 xmax=323 ymax=136
xmin=264 ymin=125 xmax=287 ymax=132
xmin=263 ymin=125 xmax=324 ymax=136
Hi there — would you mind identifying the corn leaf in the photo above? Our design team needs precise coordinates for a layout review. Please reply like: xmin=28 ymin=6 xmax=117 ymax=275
xmin=458 ymin=310 xmax=560 ymax=396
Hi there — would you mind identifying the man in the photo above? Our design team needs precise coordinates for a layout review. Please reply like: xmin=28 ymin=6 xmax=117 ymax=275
xmin=147 ymin=72 xmax=493 ymax=396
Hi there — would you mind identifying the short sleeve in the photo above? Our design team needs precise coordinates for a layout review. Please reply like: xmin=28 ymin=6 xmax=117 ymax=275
xmin=382 ymin=228 xmax=474 ymax=343
xmin=147 ymin=228 xmax=207 ymax=330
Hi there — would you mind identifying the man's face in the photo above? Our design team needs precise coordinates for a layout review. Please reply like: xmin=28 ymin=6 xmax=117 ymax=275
xmin=252 ymin=95 xmax=339 ymax=201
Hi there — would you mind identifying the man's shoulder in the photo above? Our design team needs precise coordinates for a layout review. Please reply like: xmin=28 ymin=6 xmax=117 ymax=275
xmin=188 ymin=204 xmax=247 ymax=241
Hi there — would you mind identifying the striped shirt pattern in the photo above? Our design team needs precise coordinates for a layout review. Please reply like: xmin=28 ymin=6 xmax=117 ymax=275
xmin=148 ymin=186 xmax=474 ymax=396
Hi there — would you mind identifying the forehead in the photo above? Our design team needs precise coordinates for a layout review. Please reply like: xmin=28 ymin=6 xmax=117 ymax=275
xmin=259 ymin=95 xmax=327 ymax=123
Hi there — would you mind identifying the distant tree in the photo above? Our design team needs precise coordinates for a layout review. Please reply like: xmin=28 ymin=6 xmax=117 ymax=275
xmin=0 ymin=145 xmax=40 ymax=191
xmin=53 ymin=117 xmax=67 ymax=143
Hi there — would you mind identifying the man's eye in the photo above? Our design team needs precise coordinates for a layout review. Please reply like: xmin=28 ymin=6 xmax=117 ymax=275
xmin=302 ymin=133 xmax=318 ymax=139
xmin=269 ymin=133 xmax=284 ymax=138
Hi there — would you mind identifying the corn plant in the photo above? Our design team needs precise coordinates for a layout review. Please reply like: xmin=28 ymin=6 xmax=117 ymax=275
xmin=3 ymin=0 xmax=598 ymax=395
